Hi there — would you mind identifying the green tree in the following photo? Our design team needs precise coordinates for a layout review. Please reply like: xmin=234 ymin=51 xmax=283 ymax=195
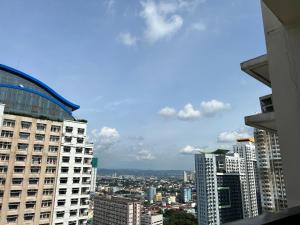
xmin=164 ymin=209 xmax=197 ymax=225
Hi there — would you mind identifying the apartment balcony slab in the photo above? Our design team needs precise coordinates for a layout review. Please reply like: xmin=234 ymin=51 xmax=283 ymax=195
xmin=241 ymin=54 xmax=270 ymax=87
xmin=245 ymin=112 xmax=276 ymax=132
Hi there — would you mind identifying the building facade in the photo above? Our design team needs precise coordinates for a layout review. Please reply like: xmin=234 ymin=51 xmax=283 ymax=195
xmin=93 ymin=196 xmax=141 ymax=225
xmin=146 ymin=187 xmax=156 ymax=203
xmin=180 ymin=187 xmax=192 ymax=203
xmin=254 ymin=129 xmax=287 ymax=212
xmin=233 ymin=139 xmax=259 ymax=219
xmin=141 ymin=212 xmax=163 ymax=225
xmin=91 ymin=157 xmax=98 ymax=193
xmin=195 ymin=150 xmax=243 ymax=225
xmin=0 ymin=65 xmax=93 ymax=225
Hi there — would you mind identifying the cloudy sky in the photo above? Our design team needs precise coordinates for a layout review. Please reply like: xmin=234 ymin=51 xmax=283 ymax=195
xmin=0 ymin=0 xmax=270 ymax=170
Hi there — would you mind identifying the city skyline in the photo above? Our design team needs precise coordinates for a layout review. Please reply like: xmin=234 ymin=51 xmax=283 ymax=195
xmin=0 ymin=0 xmax=271 ymax=170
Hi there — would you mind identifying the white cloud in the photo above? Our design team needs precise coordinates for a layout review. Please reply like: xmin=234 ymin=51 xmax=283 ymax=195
xmin=91 ymin=127 xmax=120 ymax=151
xmin=136 ymin=150 xmax=155 ymax=160
xmin=177 ymin=103 xmax=201 ymax=121
xmin=140 ymin=0 xmax=184 ymax=43
xmin=104 ymin=0 xmax=115 ymax=14
xmin=190 ymin=22 xmax=206 ymax=32
xmin=217 ymin=129 xmax=251 ymax=143
xmin=158 ymin=107 xmax=177 ymax=118
xmin=179 ymin=145 xmax=203 ymax=155
xmin=118 ymin=32 xmax=138 ymax=46
xmin=201 ymin=99 xmax=231 ymax=117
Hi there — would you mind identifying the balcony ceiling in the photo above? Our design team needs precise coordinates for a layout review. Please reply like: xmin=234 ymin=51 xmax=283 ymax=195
xmin=241 ymin=55 xmax=270 ymax=87
xmin=245 ymin=112 xmax=277 ymax=132
xmin=264 ymin=0 xmax=300 ymax=25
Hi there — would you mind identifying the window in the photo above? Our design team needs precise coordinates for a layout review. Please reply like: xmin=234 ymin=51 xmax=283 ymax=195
xmin=37 ymin=123 xmax=46 ymax=131
xmin=59 ymin=188 xmax=67 ymax=195
xmin=0 ymin=154 xmax=9 ymax=161
xmin=34 ymin=144 xmax=44 ymax=152
xmin=84 ymin=158 xmax=91 ymax=164
xmin=12 ymin=178 xmax=23 ymax=185
xmin=76 ymin=147 xmax=83 ymax=154
xmin=6 ymin=215 xmax=18 ymax=223
xmin=32 ymin=156 xmax=42 ymax=164
xmin=0 ymin=177 xmax=5 ymax=185
xmin=44 ymin=177 xmax=55 ymax=184
xmin=3 ymin=119 xmax=15 ymax=127
xmin=29 ymin=178 xmax=39 ymax=185
xmin=48 ymin=145 xmax=58 ymax=153
xmin=35 ymin=134 xmax=45 ymax=141
xmin=62 ymin=156 xmax=70 ymax=163
xmin=51 ymin=125 xmax=61 ymax=133
xmin=24 ymin=213 xmax=34 ymax=221
xmin=10 ymin=190 xmax=21 ymax=197
xmin=63 ymin=146 xmax=71 ymax=152
xmin=1 ymin=130 xmax=13 ymax=138
xmin=41 ymin=200 xmax=52 ymax=208
xmin=0 ymin=142 xmax=11 ymax=150
xmin=50 ymin=135 xmax=59 ymax=142
xmin=64 ymin=136 xmax=72 ymax=143
xmin=69 ymin=209 xmax=77 ymax=217
xmin=65 ymin=126 xmax=73 ymax=133
xmin=78 ymin=128 xmax=85 ymax=134
xmin=21 ymin=121 xmax=32 ymax=129
xmin=57 ymin=199 xmax=66 ymax=206
xmin=46 ymin=167 xmax=56 ymax=174
xmin=43 ymin=189 xmax=53 ymax=195
xmin=85 ymin=148 xmax=92 ymax=155
xmin=56 ymin=211 xmax=65 ymax=218
xmin=8 ymin=202 xmax=19 ymax=210
xmin=71 ymin=198 xmax=78 ymax=205
xmin=60 ymin=177 xmax=68 ymax=184
xmin=74 ymin=167 xmax=81 ymax=173
xmin=73 ymin=177 xmax=80 ymax=184
xmin=17 ymin=143 xmax=28 ymax=151
xmin=14 ymin=166 xmax=24 ymax=173
xmin=77 ymin=137 xmax=84 ymax=144
xmin=27 ymin=189 xmax=37 ymax=196
xmin=47 ymin=156 xmax=57 ymax=164
xmin=16 ymin=155 xmax=26 ymax=161
xmin=61 ymin=167 xmax=69 ymax=173
xmin=72 ymin=188 xmax=79 ymax=194
xmin=31 ymin=166 xmax=40 ymax=173
xmin=40 ymin=212 xmax=50 ymax=219
xmin=75 ymin=157 xmax=82 ymax=164
xmin=19 ymin=132 xmax=30 ymax=140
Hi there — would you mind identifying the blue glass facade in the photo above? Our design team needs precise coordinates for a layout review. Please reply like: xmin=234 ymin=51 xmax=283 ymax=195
xmin=0 ymin=65 xmax=79 ymax=121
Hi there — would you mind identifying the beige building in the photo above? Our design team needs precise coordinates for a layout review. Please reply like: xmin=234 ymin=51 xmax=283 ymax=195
xmin=93 ymin=196 xmax=141 ymax=225
xmin=0 ymin=64 xmax=93 ymax=225
xmin=141 ymin=212 xmax=163 ymax=225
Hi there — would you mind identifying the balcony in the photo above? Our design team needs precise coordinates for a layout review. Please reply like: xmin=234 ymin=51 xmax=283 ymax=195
xmin=241 ymin=55 xmax=270 ymax=87
xmin=245 ymin=112 xmax=277 ymax=132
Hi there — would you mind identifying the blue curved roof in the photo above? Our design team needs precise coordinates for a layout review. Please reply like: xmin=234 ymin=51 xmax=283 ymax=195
xmin=0 ymin=64 xmax=80 ymax=111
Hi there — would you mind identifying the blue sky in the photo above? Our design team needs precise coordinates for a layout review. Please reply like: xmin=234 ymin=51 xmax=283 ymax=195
xmin=0 ymin=0 xmax=270 ymax=170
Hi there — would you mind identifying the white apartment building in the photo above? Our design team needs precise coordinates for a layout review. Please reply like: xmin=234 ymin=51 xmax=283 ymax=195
xmin=53 ymin=121 xmax=93 ymax=225
xmin=233 ymin=138 xmax=259 ymax=219
xmin=94 ymin=195 xmax=141 ymax=225
xmin=254 ymin=129 xmax=287 ymax=212
xmin=141 ymin=212 xmax=163 ymax=225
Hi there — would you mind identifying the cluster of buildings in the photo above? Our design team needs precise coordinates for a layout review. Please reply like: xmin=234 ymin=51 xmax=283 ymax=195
xmin=0 ymin=64 xmax=97 ymax=225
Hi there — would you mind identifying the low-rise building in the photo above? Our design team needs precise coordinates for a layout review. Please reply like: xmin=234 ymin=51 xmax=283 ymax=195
xmin=141 ymin=212 xmax=163 ymax=225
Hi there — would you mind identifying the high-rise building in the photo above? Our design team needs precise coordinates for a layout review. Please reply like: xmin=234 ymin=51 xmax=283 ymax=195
xmin=146 ymin=187 xmax=156 ymax=203
xmin=141 ymin=212 xmax=163 ymax=225
xmin=91 ymin=157 xmax=98 ymax=193
xmin=233 ymin=138 xmax=259 ymax=219
xmin=155 ymin=192 xmax=162 ymax=202
xmin=93 ymin=195 xmax=141 ymax=225
xmin=0 ymin=65 xmax=93 ymax=225
xmin=183 ymin=171 xmax=188 ymax=183
xmin=195 ymin=150 xmax=243 ymax=225
xmin=254 ymin=129 xmax=287 ymax=212
xmin=180 ymin=187 xmax=192 ymax=203
xmin=240 ymin=0 xmax=300 ymax=208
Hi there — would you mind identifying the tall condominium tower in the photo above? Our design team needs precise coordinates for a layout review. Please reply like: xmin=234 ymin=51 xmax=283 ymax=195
xmin=94 ymin=195 xmax=141 ymax=225
xmin=195 ymin=150 xmax=243 ymax=225
xmin=0 ymin=65 xmax=93 ymax=225
xmin=90 ymin=157 xmax=98 ymax=193
xmin=233 ymin=138 xmax=259 ymax=219
xmin=254 ymin=129 xmax=287 ymax=212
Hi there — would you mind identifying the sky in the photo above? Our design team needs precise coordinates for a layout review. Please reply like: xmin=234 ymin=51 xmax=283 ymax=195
xmin=0 ymin=0 xmax=271 ymax=170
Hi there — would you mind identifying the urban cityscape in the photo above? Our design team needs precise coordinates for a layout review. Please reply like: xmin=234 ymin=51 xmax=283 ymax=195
xmin=0 ymin=0 xmax=299 ymax=225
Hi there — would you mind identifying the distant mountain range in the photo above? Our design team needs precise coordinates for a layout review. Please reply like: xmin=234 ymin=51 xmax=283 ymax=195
xmin=98 ymin=168 xmax=190 ymax=178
